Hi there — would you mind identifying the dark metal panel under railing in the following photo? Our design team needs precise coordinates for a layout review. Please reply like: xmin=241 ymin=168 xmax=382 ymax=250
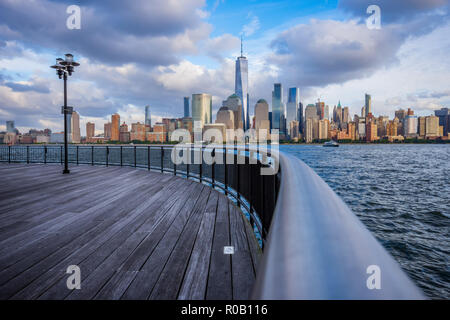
xmin=0 ymin=145 xmax=425 ymax=299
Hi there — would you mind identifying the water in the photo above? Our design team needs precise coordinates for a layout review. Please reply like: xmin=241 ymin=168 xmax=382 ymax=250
xmin=280 ymin=144 xmax=450 ymax=299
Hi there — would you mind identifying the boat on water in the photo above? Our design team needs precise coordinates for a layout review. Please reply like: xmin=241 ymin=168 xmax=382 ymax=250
xmin=323 ymin=140 xmax=339 ymax=147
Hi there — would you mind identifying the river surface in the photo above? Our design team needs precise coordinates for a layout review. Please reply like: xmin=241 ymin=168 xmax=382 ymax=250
xmin=280 ymin=144 xmax=449 ymax=299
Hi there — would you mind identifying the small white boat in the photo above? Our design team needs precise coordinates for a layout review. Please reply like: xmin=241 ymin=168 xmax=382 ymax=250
xmin=323 ymin=140 xmax=339 ymax=147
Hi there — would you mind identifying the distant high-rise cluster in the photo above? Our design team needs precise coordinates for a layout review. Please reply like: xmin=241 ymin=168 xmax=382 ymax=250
xmin=2 ymin=40 xmax=450 ymax=146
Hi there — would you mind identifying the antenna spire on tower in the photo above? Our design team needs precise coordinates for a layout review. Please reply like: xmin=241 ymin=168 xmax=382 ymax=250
xmin=240 ymin=34 xmax=243 ymax=57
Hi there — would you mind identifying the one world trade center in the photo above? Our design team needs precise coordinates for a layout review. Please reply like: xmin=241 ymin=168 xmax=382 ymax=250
xmin=235 ymin=37 xmax=249 ymax=130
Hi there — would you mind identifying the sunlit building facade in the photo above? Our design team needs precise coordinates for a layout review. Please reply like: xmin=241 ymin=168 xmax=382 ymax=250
xmin=111 ymin=113 xmax=120 ymax=141
xmin=192 ymin=93 xmax=212 ymax=127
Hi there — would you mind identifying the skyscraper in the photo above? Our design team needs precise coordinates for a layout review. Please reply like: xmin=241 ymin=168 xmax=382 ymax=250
xmin=6 ymin=121 xmax=15 ymax=133
xmin=222 ymin=94 xmax=243 ymax=129
xmin=86 ymin=122 xmax=95 ymax=142
xmin=145 ymin=105 xmax=151 ymax=127
xmin=192 ymin=93 xmax=212 ymax=127
xmin=343 ymin=106 xmax=349 ymax=124
xmin=216 ymin=107 xmax=235 ymax=130
xmin=254 ymin=99 xmax=270 ymax=139
xmin=71 ymin=111 xmax=80 ymax=143
xmin=336 ymin=101 xmax=342 ymax=124
xmin=316 ymin=100 xmax=325 ymax=120
xmin=318 ymin=119 xmax=329 ymax=140
xmin=272 ymin=83 xmax=283 ymax=132
xmin=435 ymin=108 xmax=450 ymax=135
xmin=111 ymin=113 xmax=120 ymax=141
xmin=66 ymin=113 xmax=72 ymax=142
xmin=286 ymin=87 xmax=299 ymax=137
xmin=418 ymin=117 xmax=426 ymax=137
xmin=305 ymin=118 xmax=313 ymax=143
xmin=298 ymin=102 xmax=304 ymax=134
xmin=235 ymin=37 xmax=249 ymax=130
xmin=365 ymin=94 xmax=372 ymax=117
xmin=305 ymin=104 xmax=318 ymax=120
xmin=425 ymin=115 xmax=440 ymax=137
xmin=183 ymin=97 xmax=190 ymax=118
xmin=404 ymin=108 xmax=418 ymax=137
xmin=104 ymin=122 xmax=112 ymax=140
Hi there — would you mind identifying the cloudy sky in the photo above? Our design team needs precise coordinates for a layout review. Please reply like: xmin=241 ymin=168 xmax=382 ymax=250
xmin=0 ymin=0 xmax=449 ymax=135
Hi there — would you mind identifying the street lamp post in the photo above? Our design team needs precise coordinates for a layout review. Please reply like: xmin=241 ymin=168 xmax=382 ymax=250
xmin=51 ymin=54 xmax=80 ymax=174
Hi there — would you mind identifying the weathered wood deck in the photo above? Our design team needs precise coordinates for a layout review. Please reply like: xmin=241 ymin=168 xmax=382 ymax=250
xmin=0 ymin=163 xmax=261 ymax=300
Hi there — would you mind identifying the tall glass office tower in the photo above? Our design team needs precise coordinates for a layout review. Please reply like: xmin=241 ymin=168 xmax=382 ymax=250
xmin=192 ymin=93 xmax=212 ymax=126
xmin=235 ymin=38 xmax=249 ymax=130
xmin=286 ymin=87 xmax=299 ymax=126
xmin=6 ymin=121 xmax=15 ymax=133
xmin=272 ymin=83 xmax=283 ymax=131
xmin=145 ymin=105 xmax=151 ymax=127
xmin=365 ymin=94 xmax=372 ymax=117
xmin=183 ymin=97 xmax=190 ymax=118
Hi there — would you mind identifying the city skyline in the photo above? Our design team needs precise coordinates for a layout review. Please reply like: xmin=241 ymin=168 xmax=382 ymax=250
xmin=2 ymin=95 xmax=448 ymax=145
xmin=1 ymin=1 xmax=450 ymax=136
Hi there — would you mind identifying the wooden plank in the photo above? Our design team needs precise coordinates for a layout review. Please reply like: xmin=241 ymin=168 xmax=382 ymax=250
xmin=61 ymin=183 xmax=206 ymax=300
xmin=119 ymin=182 xmax=204 ymax=272
xmin=150 ymin=191 xmax=219 ymax=300
xmin=177 ymin=191 xmax=218 ymax=299
xmin=41 ymin=232 xmax=149 ymax=300
xmin=5 ymin=178 xmax=184 ymax=299
xmin=0 ymin=177 xmax=163 ymax=271
xmin=94 ymin=271 xmax=138 ymax=300
xmin=121 ymin=186 xmax=211 ymax=300
xmin=205 ymin=193 xmax=232 ymax=300
xmin=0 ymin=164 xmax=260 ymax=300
xmin=241 ymin=213 xmax=262 ymax=276
xmin=229 ymin=203 xmax=256 ymax=300
xmin=0 ymin=175 xmax=182 ymax=298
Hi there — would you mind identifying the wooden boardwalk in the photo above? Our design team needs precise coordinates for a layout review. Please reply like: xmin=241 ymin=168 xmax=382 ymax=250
xmin=0 ymin=163 xmax=261 ymax=300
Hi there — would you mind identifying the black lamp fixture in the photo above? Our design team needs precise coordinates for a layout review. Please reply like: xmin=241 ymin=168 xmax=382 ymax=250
xmin=50 ymin=53 xmax=80 ymax=174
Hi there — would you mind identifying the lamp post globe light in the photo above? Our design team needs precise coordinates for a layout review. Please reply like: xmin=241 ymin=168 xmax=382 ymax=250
xmin=50 ymin=53 xmax=80 ymax=174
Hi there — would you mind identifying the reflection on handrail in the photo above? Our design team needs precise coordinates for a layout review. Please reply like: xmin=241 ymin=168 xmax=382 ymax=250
xmin=252 ymin=152 xmax=424 ymax=299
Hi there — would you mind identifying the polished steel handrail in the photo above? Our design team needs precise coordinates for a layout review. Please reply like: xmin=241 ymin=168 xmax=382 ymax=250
xmin=252 ymin=152 xmax=424 ymax=299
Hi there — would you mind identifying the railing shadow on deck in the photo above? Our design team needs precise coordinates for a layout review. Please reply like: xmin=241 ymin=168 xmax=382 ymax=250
xmin=0 ymin=145 xmax=425 ymax=299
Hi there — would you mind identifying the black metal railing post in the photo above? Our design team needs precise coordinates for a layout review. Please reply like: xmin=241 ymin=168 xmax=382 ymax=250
xmin=186 ymin=147 xmax=190 ymax=179
xmin=60 ymin=145 xmax=63 ymax=164
xmin=248 ymin=155 xmax=253 ymax=223
xmin=259 ymin=161 xmax=264 ymax=239
xmin=160 ymin=146 xmax=164 ymax=173
xmin=134 ymin=146 xmax=137 ymax=167
xmin=235 ymin=145 xmax=240 ymax=208
xmin=26 ymin=146 xmax=29 ymax=164
xmin=44 ymin=146 xmax=47 ymax=164
xmin=76 ymin=146 xmax=79 ymax=165
xmin=8 ymin=145 xmax=11 ymax=163
xmin=199 ymin=146 xmax=203 ymax=183
xmin=120 ymin=146 xmax=123 ymax=167
xmin=148 ymin=146 xmax=150 ymax=171
xmin=211 ymin=148 xmax=215 ymax=187
xmin=223 ymin=146 xmax=227 ymax=195
xmin=174 ymin=153 xmax=177 ymax=176
xmin=91 ymin=146 xmax=94 ymax=165
xmin=106 ymin=146 xmax=109 ymax=167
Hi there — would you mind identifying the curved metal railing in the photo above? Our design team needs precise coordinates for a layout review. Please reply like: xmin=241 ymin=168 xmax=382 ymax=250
xmin=0 ymin=145 xmax=424 ymax=299
xmin=251 ymin=152 xmax=424 ymax=299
